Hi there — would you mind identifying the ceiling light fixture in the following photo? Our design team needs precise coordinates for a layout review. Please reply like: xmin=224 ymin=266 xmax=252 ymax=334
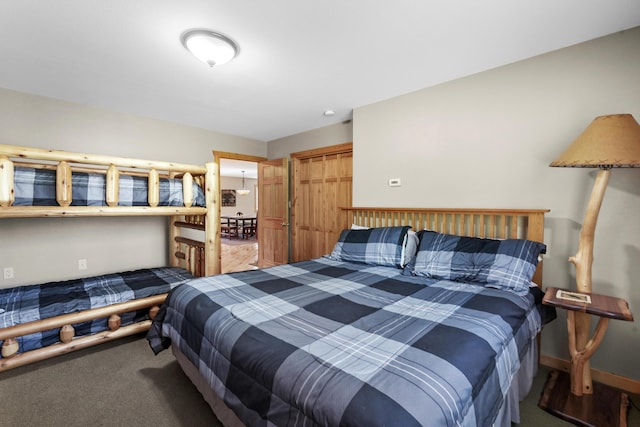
xmin=181 ymin=29 xmax=239 ymax=67
xmin=237 ymin=171 xmax=250 ymax=196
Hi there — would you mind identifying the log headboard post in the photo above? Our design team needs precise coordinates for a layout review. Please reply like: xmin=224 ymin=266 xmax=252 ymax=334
xmin=0 ymin=155 xmax=14 ymax=207
xmin=204 ymin=161 xmax=220 ymax=276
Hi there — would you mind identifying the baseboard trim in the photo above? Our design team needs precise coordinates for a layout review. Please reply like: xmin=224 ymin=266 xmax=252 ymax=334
xmin=540 ymin=354 xmax=640 ymax=394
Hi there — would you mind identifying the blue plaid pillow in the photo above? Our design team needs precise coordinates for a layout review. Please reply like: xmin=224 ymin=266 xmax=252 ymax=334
xmin=409 ymin=231 xmax=546 ymax=295
xmin=13 ymin=167 xmax=205 ymax=207
xmin=330 ymin=226 xmax=411 ymax=268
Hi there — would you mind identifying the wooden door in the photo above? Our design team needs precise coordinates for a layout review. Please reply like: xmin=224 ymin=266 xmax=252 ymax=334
xmin=291 ymin=143 xmax=352 ymax=262
xmin=258 ymin=158 xmax=289 ymax=268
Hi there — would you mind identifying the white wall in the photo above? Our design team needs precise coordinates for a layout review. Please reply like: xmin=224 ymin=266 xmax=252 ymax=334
xmin=0 ymin=88 xmax=265 ymax=287
xmin=220 ymin=176 xmax=257 ymax=216
xmin=353 ymin=28 xmax=640 ymax=379
xmin=268 ymin=121 xmax=352 ymax=158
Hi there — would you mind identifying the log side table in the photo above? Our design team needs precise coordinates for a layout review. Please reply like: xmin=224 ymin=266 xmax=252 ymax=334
xmin=539 ymin=287 xmax=634 ymax=427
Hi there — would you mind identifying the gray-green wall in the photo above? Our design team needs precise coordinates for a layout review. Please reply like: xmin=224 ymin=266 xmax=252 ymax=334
xmin=352 ymin=28 xmax=640 ymax=380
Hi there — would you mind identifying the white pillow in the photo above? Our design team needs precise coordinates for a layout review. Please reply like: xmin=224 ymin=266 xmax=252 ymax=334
xmin=351 ymin=223 xmax=370 ymax=230
xmin=402 ymin=230 xmax=419 ymax=267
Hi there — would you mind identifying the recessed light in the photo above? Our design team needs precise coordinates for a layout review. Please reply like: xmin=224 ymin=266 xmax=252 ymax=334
xmin=324 ymin=109 xmax=336 ymax=117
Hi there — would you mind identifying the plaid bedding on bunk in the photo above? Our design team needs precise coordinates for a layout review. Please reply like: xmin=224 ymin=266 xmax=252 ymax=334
xmin=0 ymin=267 xmax=194 ymax=355
xmin=12 ymin=166 xmax=206 ymax=207
xmin=148 ymin=257 xmax=543 ymax=427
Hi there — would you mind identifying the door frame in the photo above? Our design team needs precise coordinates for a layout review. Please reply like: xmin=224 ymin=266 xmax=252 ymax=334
xmin=212 ymin=151 xmax=267 ymax=274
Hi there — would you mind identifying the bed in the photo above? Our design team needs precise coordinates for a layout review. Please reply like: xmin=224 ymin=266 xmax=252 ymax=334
xmin=148 ymin=207 xmax=553 ymax=427
xmin=0 ymin=143 xmax=220 ymax=372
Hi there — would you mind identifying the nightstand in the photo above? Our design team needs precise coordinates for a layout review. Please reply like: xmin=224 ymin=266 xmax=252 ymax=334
xmin=538 ymin=287 xmax=634 ymax=427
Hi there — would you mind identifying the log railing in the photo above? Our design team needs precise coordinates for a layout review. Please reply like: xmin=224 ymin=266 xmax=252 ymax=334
xmin=0 ymin=143 xmax=207 ymax=214
xmin=0 ymin=294 xmax=167 ymax=372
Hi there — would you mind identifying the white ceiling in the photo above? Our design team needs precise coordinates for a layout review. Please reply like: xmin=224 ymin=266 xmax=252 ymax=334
xmin=1 ymin=1 xmax=639 ymax=142
xmin=221 ymin=159 xmax=257 ymax=179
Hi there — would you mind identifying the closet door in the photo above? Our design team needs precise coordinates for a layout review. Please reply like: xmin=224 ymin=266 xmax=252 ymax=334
xmin=291 ymin=143 xmax=352 ymax=262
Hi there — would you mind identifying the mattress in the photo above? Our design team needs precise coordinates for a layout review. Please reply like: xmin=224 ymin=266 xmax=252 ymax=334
xmin=0 ymin=267 xmax=195 ymax=355
xmin=148 ymin=257 xmax=545 ymax=427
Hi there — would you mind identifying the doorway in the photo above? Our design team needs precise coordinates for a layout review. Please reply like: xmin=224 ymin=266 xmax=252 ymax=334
xmin=213 ymin=151 xmax=267 ymax=274
xmin=220 ymin=158 xmax=257 ymax=272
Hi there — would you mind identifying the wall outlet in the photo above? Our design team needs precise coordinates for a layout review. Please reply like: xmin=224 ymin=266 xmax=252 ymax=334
xmin=3 ymin=267 xmax=14 ymax=280
xmin=78 ymin=259 xmax=88 ymax=271
xmin=388 ymin=178 xmax=401 ymax=187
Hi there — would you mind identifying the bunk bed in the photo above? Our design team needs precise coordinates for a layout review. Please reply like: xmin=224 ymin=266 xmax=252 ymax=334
xmin=0 ymin=143 xmax=219 ymax=372
xmin=148 ymin=207 xmax=553 ymax=427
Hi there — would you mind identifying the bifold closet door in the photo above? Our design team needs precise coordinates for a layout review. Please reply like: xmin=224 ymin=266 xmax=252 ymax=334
xmin=291 ymin=143 xmax=352 ymax=262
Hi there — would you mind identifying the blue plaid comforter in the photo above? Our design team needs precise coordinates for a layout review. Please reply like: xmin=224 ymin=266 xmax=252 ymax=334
xmin=13 ymin=166 xmax=206 ymax=207
xmin=148 ymin=258 xmax=542 ymax=427
xmin=0 ymin=267 xmax=194 ymax=356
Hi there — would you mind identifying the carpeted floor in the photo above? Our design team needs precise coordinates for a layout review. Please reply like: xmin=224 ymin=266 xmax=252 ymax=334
xmin=1 ymin=334 xmax=638 ymax=426
xmin=1 ymin=334 xmax=219 ymax=427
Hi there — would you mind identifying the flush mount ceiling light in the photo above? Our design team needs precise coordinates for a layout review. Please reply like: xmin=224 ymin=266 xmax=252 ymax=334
xmin=181 ymin=29 xmax=239 ymax=67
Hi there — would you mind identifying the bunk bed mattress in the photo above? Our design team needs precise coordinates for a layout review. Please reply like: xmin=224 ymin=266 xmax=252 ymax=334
xmin=148 ymin=257 xmax=543 ymax=427
xmin=12 ymin=166 xmax=206 ymax=206
xmin=0 ymin=267 xmax=194 ymax=355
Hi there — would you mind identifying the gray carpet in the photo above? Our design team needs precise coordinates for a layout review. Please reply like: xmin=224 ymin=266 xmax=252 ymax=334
xmin=1 ymin=335 xmax=637 ymax=426
xmin=1 ymin=334 xmax=220 ymax=427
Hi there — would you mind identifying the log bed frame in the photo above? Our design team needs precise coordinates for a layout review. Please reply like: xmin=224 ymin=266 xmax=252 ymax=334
xmin=0 ymin=144 xmax=219 ymax=372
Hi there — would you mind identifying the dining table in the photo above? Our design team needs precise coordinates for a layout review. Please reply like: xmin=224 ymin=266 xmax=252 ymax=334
xmin=221 ymin=216 xmax=257 ymax=239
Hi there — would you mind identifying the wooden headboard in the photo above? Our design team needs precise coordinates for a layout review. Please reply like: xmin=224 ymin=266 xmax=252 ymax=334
xmin=343 ymin=207 xmax=549 ymax=287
